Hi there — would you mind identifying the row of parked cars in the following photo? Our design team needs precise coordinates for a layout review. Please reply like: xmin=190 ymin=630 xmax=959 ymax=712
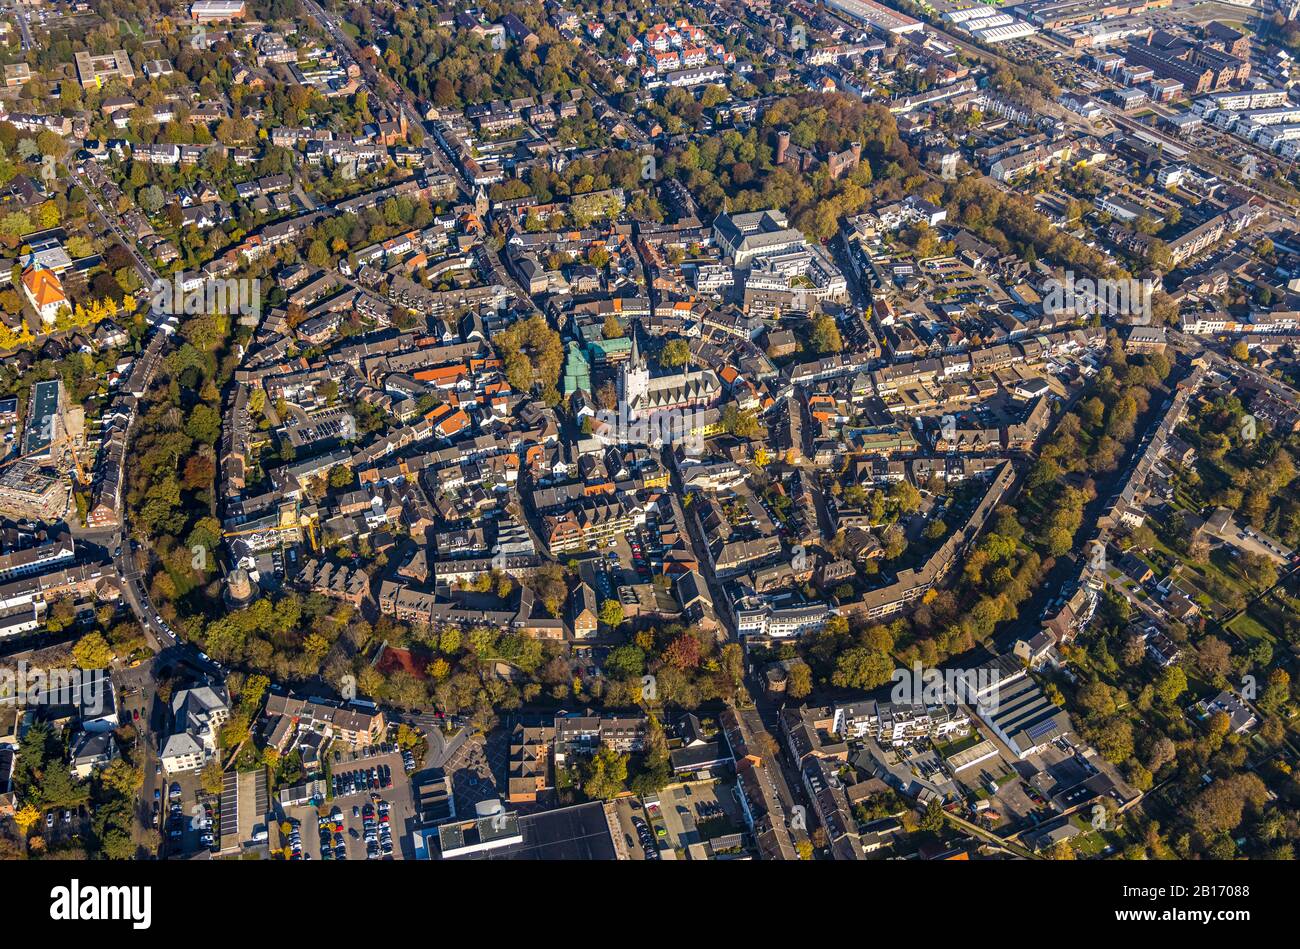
xmin=337 ymin=741 xmax=403 ymax=763
xmin=286 ymin=819 xmax=303 ymax=860
xmin=632 ymin=817 xmax=661 ymax=861
xmin=362 ymin=800 xmax=394 ymax=859
xmin=321 ymin=807 xmax=347 ymax=861
xmin=166 ymin=800 xmax=210 ymax=847
xmin=693 ymin=801 xmax=724 ymax=821
xmin=333 ymin=764 xmax=393 ymax=797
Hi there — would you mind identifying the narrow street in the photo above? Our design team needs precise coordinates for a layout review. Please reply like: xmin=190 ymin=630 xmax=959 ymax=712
xmin=664 ymin=447 xmax=734 ymax=640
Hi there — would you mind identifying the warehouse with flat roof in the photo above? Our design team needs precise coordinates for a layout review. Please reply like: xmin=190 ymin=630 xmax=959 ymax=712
xmin=825 ymin=0 xmax=925 ymax=36
xmin=979 ymin=673 xmax=1073 ymax=759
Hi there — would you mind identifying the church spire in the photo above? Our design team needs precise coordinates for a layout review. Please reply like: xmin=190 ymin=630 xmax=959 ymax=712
xmin=621 ymin=317 xmax=650 ymax=421
xmin=630 ymin=318 xmax=643 ymax=369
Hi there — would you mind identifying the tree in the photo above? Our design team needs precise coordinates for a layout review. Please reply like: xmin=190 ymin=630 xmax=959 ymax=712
xmin=1188 ymin=773 xmax=1268 ymax=836
xmin=139 ymin=185 xmax=165 ymax=213
xmin=720 ymin=642 xmax=744 ymax=690
xmin=1197 ymin=637 xmax=1233 ymax=681
xmin=101 ymin=829 xmax=137 ymax=860
xmin=810 ymin=313 xmax=843 ymax=354
xmin=1047 ymin=839 xmax=1077 ymax=860
xmin=1144 ymin=735 xmax=1177 ymax=772
xmin=581 ymin=745 xmax=628 ymax=800
xmin=1121 ymin=634 xmax=1146 ymax=667
xmin=185 ymin=404 xmax=221 ymax=444
xmin=199 ymin=760 xmax=224 ymax=796
xmin=831 ymin=647 xmax=892 ymax=690
xmin=631 ymin=714 xmax=671 ymax=795
xmin=599 ymin=598 xmax=624 ymax=628
xmin=13 ymin=803 xmax=40 ymax=836
xmin=918 ymin=799 xmax=945 ymax=833
xmin=495 ymin=314 xmax=563 ymax=392
xmin=182 ymin=453 xmax=216 ymax=490
xmin=1154 ymin=666 xmax=1187 ymax=706
xmin=596 ymin=379 xmax=618 ymax=411
xmin=100 ymin=758 xmax=143 ymax=798
xmin=606 ymin=644 xmax=645 ymax=679
xmin=787 ymin=660 xmax=813 ymax=699
xmin=721 ymin=404 xmax=759 ymax=438
xmin=1260 ymin=668 xmax=1291 ymax=714
xmin=71 ymin=632 xmax=114 ymax=670
xmin=663 ymin=631 xmax=702 ymax=670
xmin=659 ymin=338 xmax=691 ymax=368
xmin=889 ymin=480 xmax=921 ymax=514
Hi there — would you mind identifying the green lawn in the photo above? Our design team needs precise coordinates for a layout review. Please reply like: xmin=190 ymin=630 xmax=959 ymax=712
xmin=1065 ymin=814 xmax=1123 ymax=857
xmin=1227 ymin=611 xmax=1275 ymax=646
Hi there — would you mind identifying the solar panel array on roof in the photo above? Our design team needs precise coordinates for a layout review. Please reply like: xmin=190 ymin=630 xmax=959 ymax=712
xmin=1027 ymin=719 xmax=1060 ymax=739
xmin=983 ymin=671 xmax=1073 ymax=758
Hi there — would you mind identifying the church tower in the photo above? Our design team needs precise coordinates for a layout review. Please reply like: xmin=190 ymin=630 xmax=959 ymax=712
xmin=620 ymin=320 xmax=650 ymax=419
xmin=474 ymin=185 xmax=489 ymax=219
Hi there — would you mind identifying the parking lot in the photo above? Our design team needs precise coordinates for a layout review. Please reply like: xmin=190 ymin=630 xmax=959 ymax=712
xmin=655 ymin=781 xmax=744 ymax=851
xmin=614 ymin=780 xmax=746 ymax=859
xmin=587 ymin=531 xmax=655 ymax=603
xmin=282 ymin=749 xmax=417 ymax=860
xmin=161 ymin=769 xmax=217 ymax=857
xmin=33 ymin=803 xmax=94 ymax=852
xmin=613 ymin=797 xmax=658 ymax=860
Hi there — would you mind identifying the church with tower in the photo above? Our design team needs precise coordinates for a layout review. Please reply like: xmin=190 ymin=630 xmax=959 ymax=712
xmin=618 ymin=323 xmax=722 ymax=422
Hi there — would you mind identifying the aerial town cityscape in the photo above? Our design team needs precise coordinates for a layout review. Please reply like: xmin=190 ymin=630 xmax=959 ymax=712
xmin=0 ymin=0 xmax=1294 ymax=886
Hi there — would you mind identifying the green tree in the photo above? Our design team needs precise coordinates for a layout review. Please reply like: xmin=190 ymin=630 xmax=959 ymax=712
xmin=810 ymin=314 xmax=843 ymax=354
xmin=831 ymin=647 xmax=892 ymax=690
xmin=1154 ymin=665 xmax=1187 ymax=706
xmin=581 ymin=745 xmax=628 ymax=800
xmin=659 ymin=338 xmax=691 ymax=368
xmin=185 ymin=404 xmax=221 ymax=444
xmin=787 ymin=660 xmax=813 ymax=699
xmin=721 ymin=404 xmax=759 ymax=438
xmin=918 ymin=799 xmax=945 ymax=833
xmin=599 ymin=599 xmax=624 ymax=628
xmin=71 ymin=632 xmax=114 ymax=670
